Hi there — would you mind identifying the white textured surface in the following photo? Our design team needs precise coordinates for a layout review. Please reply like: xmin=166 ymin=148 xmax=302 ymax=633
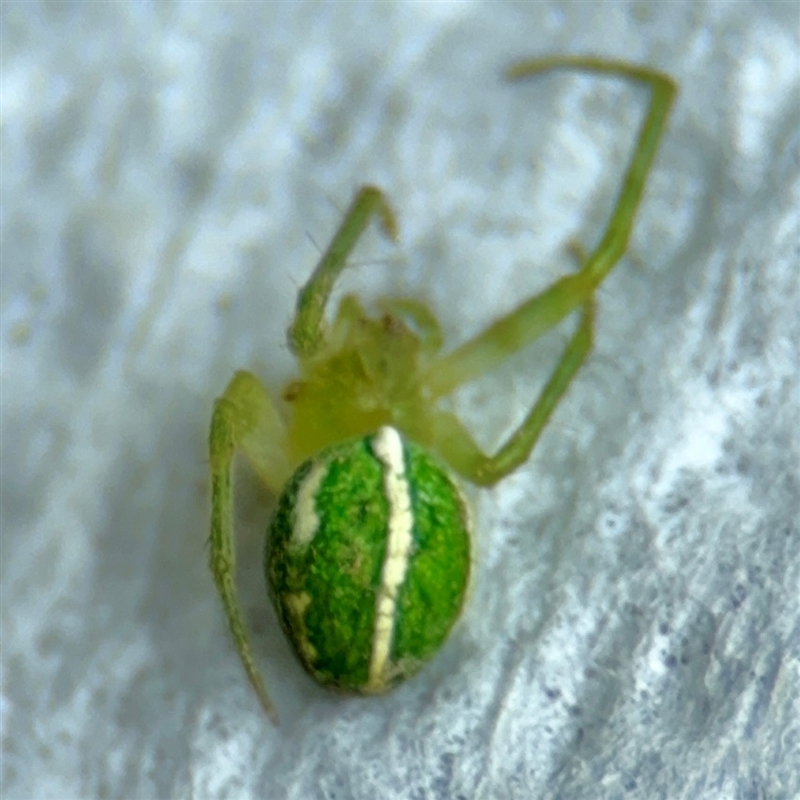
xmin=2 ymin=2 xmax=799 ymax=799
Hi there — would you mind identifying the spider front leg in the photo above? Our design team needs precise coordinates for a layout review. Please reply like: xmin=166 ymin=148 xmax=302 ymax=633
xmin=209 ymin=370 xmax=290 ymax=720
xmin=424 ymin=57 xmax=676 ymax=485
xmin=288 ymin=185 xmax=399 ymax=359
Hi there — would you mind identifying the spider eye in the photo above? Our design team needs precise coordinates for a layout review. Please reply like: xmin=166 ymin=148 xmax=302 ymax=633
xmin=282 ymin=381 xmax=304 ymax=402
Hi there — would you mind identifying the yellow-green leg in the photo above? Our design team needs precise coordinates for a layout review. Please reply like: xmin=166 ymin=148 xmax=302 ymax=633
xmin=431 ymin=298 xmax=594 ymax=486
xmin=425 ymin=57 xmax=676 ymax=400
xmin=424 ymin=57 xmax=676 ymax=484
xmin=288 ymin=185 xmax=399 ymax=359
xmin=508 ymin=57 xmax=677 ymax=285
xmin=209 ymin=370 xmax=290 ymax=721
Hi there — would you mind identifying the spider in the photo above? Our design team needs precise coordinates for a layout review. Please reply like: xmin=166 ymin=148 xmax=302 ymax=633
xmin=209 ymin=56 xmax=676 ymax=722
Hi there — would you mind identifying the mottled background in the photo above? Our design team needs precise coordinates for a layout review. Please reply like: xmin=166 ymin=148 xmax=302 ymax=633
xmin=2 ymin=2 xmax=799 ymax=799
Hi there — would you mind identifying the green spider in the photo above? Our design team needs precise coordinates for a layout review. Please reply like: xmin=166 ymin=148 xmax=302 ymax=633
xmin=209 ymin=56 xmax=676 ymax=721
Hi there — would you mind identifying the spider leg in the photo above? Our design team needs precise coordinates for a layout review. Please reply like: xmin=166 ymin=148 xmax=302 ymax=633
xmin=431 ymin=297 xmax=594 ymax=486
xmin=423 ymin=57 xmax=676 ymax=400
xmin=208 ymin=370 xmax=290 ymax=721
xmin=288 ymin=185 xmax=398 ymax=359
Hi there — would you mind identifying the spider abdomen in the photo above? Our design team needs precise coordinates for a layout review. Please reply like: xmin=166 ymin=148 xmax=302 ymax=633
xmin=266 ymin=426 xmax=471 ymax=693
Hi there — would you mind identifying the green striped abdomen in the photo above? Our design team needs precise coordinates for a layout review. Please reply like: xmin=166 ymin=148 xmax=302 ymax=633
xmin=266 ymin=426 xmax=471 ymax=693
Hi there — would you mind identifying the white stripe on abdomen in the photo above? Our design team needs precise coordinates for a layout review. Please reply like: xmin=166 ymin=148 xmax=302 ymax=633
xmin=368 ymin=426 xmax=414 ymax=690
